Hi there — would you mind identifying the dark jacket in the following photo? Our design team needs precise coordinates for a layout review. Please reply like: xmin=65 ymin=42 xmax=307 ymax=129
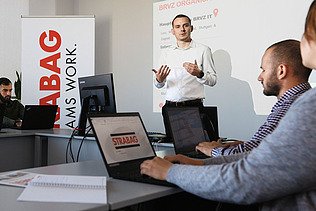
xmin=2 ymin=100 xmax=24 ymax=128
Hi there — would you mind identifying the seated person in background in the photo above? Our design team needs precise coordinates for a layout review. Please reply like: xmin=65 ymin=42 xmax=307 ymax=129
xmin=0 ymin=77 xmax=24 ymax=128
xmin=196 ymin=39 xmax=311 ymax=157
xmin=140 ymin=6 xmax=316 ymax=207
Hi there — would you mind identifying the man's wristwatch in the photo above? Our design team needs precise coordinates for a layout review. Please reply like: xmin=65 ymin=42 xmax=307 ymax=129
xmin=197 ymin=71 xmax=204 ymax=78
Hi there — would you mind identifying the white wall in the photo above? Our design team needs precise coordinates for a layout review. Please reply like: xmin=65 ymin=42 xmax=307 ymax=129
xmin=0 ymin=0 xmax=28 ymax=96
xmin=29 ymin=0 xmax=55 ymax=15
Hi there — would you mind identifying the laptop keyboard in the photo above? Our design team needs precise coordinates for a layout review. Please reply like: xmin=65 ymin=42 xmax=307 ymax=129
xmin=185 ymin=151 xmax=208 ymax=159
xmin=112 ymin=162 xmax=176 ymax=187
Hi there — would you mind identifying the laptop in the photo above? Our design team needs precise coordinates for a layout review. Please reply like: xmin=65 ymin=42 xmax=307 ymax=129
xmin=88 ymin=112 xmax=175 ymax=187
xmin=18 ymin=105 xmax=58 ymax=130
xmin=165 ymin=107 xmax=211 ymax=159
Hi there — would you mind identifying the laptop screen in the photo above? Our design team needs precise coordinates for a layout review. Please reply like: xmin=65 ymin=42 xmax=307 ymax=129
xmin=89 ymin=114 xmax=155 ymax=164
xmin=20 ymin=105 xmax=58 ymax=130
xmin=166 ymin=107 xmax=209 ymax=154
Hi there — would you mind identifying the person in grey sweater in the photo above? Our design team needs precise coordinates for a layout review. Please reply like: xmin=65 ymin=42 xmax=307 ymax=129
xmin=140 ymin=1 xmax=316 ymax=210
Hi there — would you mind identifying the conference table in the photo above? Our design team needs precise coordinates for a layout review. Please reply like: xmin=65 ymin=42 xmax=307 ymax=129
xmin=0 ymin=128 xmax=180 ymax=210
xmin=0 ymin=160 xmax=181 ymax=211
xmin=0 ymin=128 xmax=174 ymax=172
xmin=0 ymin=128 xmax=73 ymax=172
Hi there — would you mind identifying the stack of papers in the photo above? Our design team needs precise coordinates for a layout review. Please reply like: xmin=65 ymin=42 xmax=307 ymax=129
xmin=0 ymin=171 xmax=37 ymax=187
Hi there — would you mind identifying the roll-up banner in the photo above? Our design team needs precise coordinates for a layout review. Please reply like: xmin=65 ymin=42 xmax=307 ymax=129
xmin=21 ymin=16 xmax=95 ymax=129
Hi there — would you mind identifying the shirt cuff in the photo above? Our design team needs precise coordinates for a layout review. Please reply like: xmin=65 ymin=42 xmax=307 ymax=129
xmin=211 ymin=147 xmax=225 ymax=157
xmin=154 ymin=79 xmax=165 ymax=88
xmin=196 ymin=72 xmax=207 ymax=83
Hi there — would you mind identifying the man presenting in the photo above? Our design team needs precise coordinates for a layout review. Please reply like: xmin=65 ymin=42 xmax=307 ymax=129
xmin=153 ymin=14 xmax=217 ymax=139
xmin=0 ymin=77 xmax=24 ymax=128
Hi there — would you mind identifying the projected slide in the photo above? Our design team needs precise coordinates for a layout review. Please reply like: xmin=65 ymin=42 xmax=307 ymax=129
xmin=153 ymin=0 xmax=314 ymax=115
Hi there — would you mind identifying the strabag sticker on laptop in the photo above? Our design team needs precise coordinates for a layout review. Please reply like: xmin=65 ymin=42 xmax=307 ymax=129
xmin=111 ymin=132 xmax=140 ymax=149
xmin=90 ymin=115 xmax=155 ymax=164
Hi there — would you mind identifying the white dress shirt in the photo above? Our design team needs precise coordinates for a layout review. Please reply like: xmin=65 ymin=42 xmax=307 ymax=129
xmin=154 ymin=40 xmax=217 ymax=102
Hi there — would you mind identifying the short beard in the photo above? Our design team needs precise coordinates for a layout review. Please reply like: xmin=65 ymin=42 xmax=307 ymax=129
xmin=263 ymin=82 xmax=280 ymax=97
xmin=0 ymin=95 xmax=11 ymax=104
xmin=4 ymin=96 xmax=11 ymax=101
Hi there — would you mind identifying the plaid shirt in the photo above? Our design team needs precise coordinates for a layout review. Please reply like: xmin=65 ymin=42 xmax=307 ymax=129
xmin=211 ymin=82 xmax=312 ymax=157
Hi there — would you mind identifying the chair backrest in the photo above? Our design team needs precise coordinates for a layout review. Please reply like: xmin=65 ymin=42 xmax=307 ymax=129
xmin=201 ymin=106 xmax=219 ymax=140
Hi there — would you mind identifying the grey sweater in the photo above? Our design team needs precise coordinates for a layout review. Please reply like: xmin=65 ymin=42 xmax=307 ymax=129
xmin=166 ymin=87 xmax=316 ymax=210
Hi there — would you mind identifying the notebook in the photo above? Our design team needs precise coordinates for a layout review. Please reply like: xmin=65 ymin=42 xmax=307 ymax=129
xmin=164 ymin=107 xmax=209 ymax=159
xmin=88 ymin=112 xmax=175 ymax=187
xmin=17 ymin=174 xmax=107 ymax=204
xmin=18 ymin=105 xmax=58 ymax=130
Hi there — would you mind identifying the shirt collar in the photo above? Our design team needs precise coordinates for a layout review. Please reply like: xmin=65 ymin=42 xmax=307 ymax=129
xmin=272 ymin=82 xmax=311 ymax=111
xmin=172 ymin=40 xmax=195 ymax=50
